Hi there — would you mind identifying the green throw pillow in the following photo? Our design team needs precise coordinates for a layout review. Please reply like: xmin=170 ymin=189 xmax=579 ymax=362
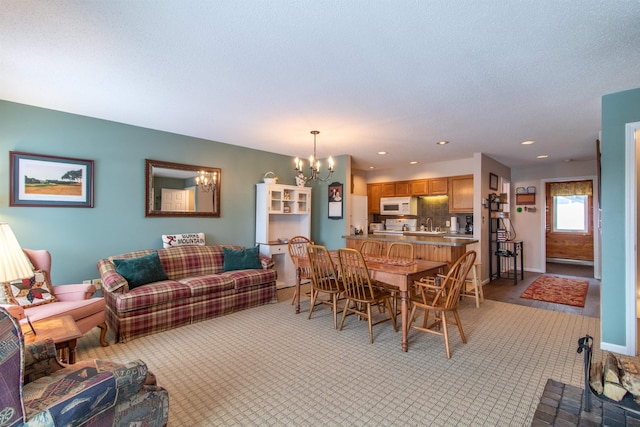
xmin=223 ymin=246 xmax=262 ymax=271
xmin=113 ymin=251 xmax=169 ymax=289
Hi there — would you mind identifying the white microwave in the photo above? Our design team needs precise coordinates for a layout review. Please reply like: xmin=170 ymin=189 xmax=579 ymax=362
xmin=380 ymin=197 xmax=417 ymax=215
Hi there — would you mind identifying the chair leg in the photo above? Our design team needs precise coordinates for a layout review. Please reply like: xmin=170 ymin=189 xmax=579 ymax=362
xmin=339 ymin=299 xmax=350 ymax=331
xmin=98 ymin=322 xmax=109 ymax=347
xmin=452 ymin=309 xmax=467 ymax=343
xmin=290 ymin=287 xmax=298 ymax=305
xmin=367 ymin=303 xmax=374 ymax=343
xmin=386 ymin=298 xmax=398 ymax=332
xmin=441 ymin=311 xmax=451 ymax=359
xmin=308 ymin=289 xmax=319 ymax=320
xmin=332 ymin=294 xmax=338 ymax=329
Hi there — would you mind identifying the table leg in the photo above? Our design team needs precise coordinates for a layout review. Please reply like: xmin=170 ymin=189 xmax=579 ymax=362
xmin=68 ymin=339 xmax=77 ymax=364
xmin=401 ymin=289 xmax=409 ymax=352
xmin=295 ymin=266 xmax=301 ymax=314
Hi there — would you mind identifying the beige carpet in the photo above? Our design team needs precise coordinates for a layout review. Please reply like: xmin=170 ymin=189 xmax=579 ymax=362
xmin=76 ymin=299 xmax=601 ymax=426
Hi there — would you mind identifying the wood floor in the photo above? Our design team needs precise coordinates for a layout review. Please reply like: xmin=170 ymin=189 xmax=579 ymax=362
xmin=483 ymin=262 xmax=600 ymax=318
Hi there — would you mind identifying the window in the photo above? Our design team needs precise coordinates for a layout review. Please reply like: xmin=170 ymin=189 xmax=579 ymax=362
xmin=553 ymin=195 xmax=588 ymax=232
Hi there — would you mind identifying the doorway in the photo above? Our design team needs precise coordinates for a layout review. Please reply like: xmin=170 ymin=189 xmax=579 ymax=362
xmin=544 ymin=180 xmax=595 ymax=276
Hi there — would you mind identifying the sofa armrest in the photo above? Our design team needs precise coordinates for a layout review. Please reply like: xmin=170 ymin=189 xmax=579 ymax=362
xmin=95 ymin=359 xmax=149 ymax=401
xmin=259 ymin=254 xmax=274 ymax=270
xmin=23 ymin=338 xmax=64 ymax=383
xmin=97 ymin=258 xmax=129 ymax=293
xmin=52 ymin=283 xmax=96 ymax=301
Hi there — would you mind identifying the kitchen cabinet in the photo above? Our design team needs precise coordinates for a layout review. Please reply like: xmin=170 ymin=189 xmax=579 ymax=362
xmin=410 ymin=180 xmax=428 ymax=195
xmin=381 ymin=182 xmax=396 ymax=197
xmin=449 ymin=175 xmax=473 ymax=213
xmin=256 ymin=183 xmax=311 ymax=288
xmin=367 ymin=183 xmax=382 ymax=214
xmin=395 ymin=181 xmax=411 ymax=196
xmin=429 ymin=178 xmax=448 ymax=195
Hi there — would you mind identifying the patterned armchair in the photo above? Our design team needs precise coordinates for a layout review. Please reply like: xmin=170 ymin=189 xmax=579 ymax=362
xmin=0 ymin=306 xmax=169 ymax=426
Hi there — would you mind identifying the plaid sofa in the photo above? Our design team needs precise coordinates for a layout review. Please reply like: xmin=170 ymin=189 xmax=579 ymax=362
xmin=97 ymin=245 xmax=277 ymax=343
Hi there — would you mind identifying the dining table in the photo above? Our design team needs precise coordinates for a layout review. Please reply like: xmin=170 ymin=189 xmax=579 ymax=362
xmin=292 ymin=252 xmax=447 ymax=352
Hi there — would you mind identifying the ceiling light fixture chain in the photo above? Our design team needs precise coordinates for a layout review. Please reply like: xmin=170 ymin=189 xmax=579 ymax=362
xmin=294 ymin=130 xmax=335 ymax=185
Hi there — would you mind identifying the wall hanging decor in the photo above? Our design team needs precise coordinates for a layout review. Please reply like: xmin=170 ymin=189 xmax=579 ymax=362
xmin=10 ymin=151 xmax=94 ymax=207
xmin=489 ymin=173 xmax=498 ymax=191
xmin=328 ymin=182 xmax=343 ymax=219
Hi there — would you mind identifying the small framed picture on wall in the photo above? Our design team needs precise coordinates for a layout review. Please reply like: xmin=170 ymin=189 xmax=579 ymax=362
xmin=328 ymin=182 xmax=343 ymax=219
xmin=489 ymin=173 xmax=499 ymax=191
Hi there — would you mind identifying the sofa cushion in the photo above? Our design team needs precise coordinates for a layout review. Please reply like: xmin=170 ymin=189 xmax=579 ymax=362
xmin=0 ymin=269 xmax=57 ymax=308
xmin=157 ymin=245 xmax=227 ymax=279
xmin=179 ymin=274 xmax=235 ymax=297
xmin=113 ymin=252 xmax=168 ymax=289
xmin=223 ymin=246 xmax=262 ymax=271
xmin=221 ymin=269 xmax=278 ymax=290
xmin=114 ymin=280 xmax=191 ymax=313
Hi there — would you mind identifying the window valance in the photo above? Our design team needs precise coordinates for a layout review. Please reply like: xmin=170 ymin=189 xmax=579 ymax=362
xmin=549 ymin=181 xmax=593 ymax=197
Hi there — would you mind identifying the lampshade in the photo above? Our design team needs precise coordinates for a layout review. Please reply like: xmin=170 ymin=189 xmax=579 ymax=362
xmin=0 ymin=223 xmax=33 ymax=282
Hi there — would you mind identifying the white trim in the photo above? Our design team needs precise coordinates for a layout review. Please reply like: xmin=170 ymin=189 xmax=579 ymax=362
xmin=624 ymin=121 xmax=640 ymax=356
xmin=601 ymin=341 xmax=632 ymax=355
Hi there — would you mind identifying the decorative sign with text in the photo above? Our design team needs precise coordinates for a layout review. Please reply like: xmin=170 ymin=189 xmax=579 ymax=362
xmin=162 ymin=233 xmax=206 ymax=248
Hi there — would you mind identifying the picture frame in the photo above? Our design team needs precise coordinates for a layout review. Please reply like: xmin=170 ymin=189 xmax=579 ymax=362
xmin=328 ymin=182 xmax=343 ymax=219
xmin=489 ymin=173 xmax=499 ymax=191
xmin=10 ymin=151 xmax=94 ymax=208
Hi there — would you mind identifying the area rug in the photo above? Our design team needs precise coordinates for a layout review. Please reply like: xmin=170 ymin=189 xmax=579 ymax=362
xmin=520 ymin=275 xmax=589 ymax=307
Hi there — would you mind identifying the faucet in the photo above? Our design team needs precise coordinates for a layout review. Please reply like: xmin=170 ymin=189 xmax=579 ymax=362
xmin=425 ymin=217 xmax=433 ymax=232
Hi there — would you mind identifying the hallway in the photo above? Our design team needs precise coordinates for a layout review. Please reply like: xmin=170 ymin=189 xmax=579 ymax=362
xmin=483 ymin=262 xmax=600 ymax=318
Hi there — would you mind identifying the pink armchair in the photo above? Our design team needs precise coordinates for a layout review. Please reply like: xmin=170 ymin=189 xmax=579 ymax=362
xmin=2 ymin=249 xmax=109 ymax=347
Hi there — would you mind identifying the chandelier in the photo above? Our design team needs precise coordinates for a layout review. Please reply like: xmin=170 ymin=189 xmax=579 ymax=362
xmin=195 ymin=170 xmax=217 ymax=192
xmin=294 ymin=130 xmax=335 ymax=184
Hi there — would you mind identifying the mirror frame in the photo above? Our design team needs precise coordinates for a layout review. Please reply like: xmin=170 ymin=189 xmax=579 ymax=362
xmin=145 ymin=159 xmax=221 ymax=218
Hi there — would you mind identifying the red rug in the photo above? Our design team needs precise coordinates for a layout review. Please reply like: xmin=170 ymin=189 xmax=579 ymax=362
xmin=520 ymin=275 xmax=589 ymax=307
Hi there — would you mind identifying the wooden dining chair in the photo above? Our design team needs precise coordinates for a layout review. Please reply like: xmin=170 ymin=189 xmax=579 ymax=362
xmin=337 ymin=248 xmax=397 ymax=343
xmin=387 ymin=242 xmax=414 ymax=260
xmin=409 ymin=250 xmax=476 ymax=358
xmin=306 ymin=245 xmax=343 ymax=329
xmin=359 ymin=240 xmax=383 ymax=257
xmin=287 ymin=236 xmax=313 ymax=305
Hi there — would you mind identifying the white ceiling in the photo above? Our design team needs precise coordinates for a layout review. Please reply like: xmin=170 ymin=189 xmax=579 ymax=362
xmin=2 ymin=1 xmax=639 ymax=171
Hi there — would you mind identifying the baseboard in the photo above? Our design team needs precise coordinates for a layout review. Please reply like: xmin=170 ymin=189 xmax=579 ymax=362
xmin=546 ymin=258 xmax=594 ymax=266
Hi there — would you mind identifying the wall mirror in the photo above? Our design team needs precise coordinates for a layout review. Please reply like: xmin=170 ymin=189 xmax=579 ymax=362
xmin=145 ymin=159 xmax=221 ymax=217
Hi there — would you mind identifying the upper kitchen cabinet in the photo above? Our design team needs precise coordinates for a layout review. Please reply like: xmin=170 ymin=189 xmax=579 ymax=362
xmin=395 ymin=181 xmax=411 ymax=196
xmin=449 ymin=175 xmax=473 ymax=213
xmin=429 ymin=178 xmax=448 ymax=195
xmin=410 ymin=180 xmax=428 ymax=195
xmin=367 ymin=183 xmax=382 ymax=214
xmin=381 ymin=182 xmax=396 ymax=197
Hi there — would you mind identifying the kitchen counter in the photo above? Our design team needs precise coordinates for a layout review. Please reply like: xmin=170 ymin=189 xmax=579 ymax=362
xmin=343 ymin=233 xmax=478 ymax=269
xmin=343 ymin=233 xmax=478 ymax=247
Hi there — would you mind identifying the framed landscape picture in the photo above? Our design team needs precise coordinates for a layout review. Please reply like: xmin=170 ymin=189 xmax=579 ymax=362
xmin=10 ymin=151 xmax=94 ymax=207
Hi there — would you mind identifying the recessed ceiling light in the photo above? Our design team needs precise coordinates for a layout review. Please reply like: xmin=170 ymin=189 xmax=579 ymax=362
xmin=436 ymin=141 xmax=449 ymax=145
xmin=410 ymin=161 xmax=418 ymax=165
xmin=521 ymin=140 xmax=535 ymax=145
xmin=564 ymin=158 xmax=573 ymax=163
xmin=377 ymin=151 xmax=387 ymax=155
xmin=536 ymin=155 xmax=548 ymax=159
xmin=369 ymin=166 xmax=375 ymax=169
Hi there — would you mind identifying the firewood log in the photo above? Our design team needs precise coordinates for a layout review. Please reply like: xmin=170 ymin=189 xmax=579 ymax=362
xmin=604 ymin=352 xmax=621 ymax=384
xmin=604 ymin=381 xmax=628 ymax=401
xmin=620 ymin=357 xmax=640 ymax=398
xmin=590 ymin=360 xmax=604 ymax=394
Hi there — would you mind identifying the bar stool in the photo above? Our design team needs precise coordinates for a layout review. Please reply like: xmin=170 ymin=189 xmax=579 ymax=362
xmin=461 ymin=261 xmax=483 ymax=308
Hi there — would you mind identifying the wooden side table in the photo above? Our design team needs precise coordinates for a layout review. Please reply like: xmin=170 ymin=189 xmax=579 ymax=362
xmin=22 ymin=315 xmax=82 ymax=364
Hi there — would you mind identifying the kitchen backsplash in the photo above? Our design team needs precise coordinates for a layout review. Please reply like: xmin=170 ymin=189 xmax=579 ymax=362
xmin=372 ymin=196 xmax=472 ymax=232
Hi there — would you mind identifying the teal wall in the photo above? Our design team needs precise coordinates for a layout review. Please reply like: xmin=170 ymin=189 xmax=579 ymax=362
xmin=308 ymin=166 xmax=348 ymax=250
xmin=601 ymin=88 xmax=640 ymax=347
xmin=0 ymin=101 xmax=346 ymax=284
